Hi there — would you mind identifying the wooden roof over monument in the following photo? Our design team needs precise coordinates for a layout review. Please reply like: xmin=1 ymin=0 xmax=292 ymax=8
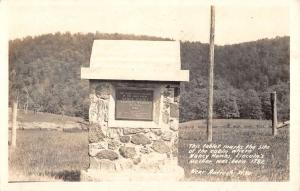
xmin=81 ymin=40 xmax=189 ymax=81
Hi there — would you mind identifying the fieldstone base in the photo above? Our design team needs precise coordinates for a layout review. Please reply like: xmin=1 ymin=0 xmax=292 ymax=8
xmin=80 ymin=158 xmax=184 ymax=181
xmin=84 ymin=81 xmax=183 ymax=181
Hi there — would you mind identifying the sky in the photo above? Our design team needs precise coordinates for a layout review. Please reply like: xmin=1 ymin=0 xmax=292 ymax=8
xmin=6 ymin=0 xmax=289 ymax=45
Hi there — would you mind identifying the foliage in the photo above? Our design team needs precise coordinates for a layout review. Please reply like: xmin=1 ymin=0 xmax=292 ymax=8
xmin=260 ymin=92 xmax=272 ymax=120
xmin=180 ymin=36 xmax=289 ymax=122
xmin=238 ymin=89 xmax=263 ymax=119
xmin=9 ymin=33 xmax=289 ymax=121
xmin=268 ymin=81 xmax=290 ymax=121
xmin=214 ymin=90 xmax=240 ymax=118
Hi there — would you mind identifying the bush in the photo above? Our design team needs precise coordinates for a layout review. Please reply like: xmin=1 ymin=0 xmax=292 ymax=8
xmin=239 ymin=89 xmax=263 ymax=119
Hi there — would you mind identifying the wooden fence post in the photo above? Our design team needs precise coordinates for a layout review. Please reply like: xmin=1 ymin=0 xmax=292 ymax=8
xmin=11 ymin=101 xmax=18 ymax=147
xmin=271 ymin=92 xmax=278 ymax=136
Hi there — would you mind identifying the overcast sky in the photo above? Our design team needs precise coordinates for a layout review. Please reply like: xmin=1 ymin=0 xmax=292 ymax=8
xmin=7 ymin=0 xmax=289 ymax=45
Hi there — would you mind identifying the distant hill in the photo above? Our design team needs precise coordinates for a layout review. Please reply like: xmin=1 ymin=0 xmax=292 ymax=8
xmin=9 ymin=32 xmax=289 ymax=122
xmin=180 ymin=36 xmax=289 ymax=122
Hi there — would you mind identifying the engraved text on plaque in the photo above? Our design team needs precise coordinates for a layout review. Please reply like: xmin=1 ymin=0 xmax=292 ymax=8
xmin=115 ymin=89 xmax=153 ymax=121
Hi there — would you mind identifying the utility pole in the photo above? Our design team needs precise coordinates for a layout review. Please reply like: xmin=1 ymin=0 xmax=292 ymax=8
xmin=207 ymin=5 xmax=215 ymax=142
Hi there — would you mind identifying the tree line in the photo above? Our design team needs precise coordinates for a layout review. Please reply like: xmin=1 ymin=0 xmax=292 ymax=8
xmin=180 ymin=37 xmax=289 ymax=122
xmin=9 ymin=32 xmax=289 ymax=122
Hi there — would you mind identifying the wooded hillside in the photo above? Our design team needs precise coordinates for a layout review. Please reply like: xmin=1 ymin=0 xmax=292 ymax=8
xmin=9 ymin=32 xmax=289 ymax=122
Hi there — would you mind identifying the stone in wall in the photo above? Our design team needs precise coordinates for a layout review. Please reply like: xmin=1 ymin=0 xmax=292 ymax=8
xmin=88 ymin=123 xmax=105 ymax=143
xmin=108 ymin=139 xmax=121 ymax=150
xmin=95 ymin=83 xmax=110 ymax=100
xmin=107 ymin=128 xmax=122 ymax=139
xmin=96 ymin=149 xmax=119 ymax=161
xmin=139 ymin=145 xmax=151 ymax=154
xmin=152 ymin=140 xmax=170 ymax=154
xmin=89 ymin=97 xmax=98 ymax=124
xmin=123 ymin=128 xmax=150 ymax=135
xmin=171 ymin=148 xmax=178 ymax=157
xmin=119 ymin=146 xmax=136 ymax=159
xmin=87 ymin=81 xmax=182 ymax=174
xmin=89 ymin=157 xmax=101 ymax=169
xmin=89 ymin=96 xmax=109 ymax=128
xmin=89 ymin=142 xmax=108 ymax=156
xmin=120 ymin=135 xmax=130 ymax=143
xmin=163 ymin=97 xmax=170 ymax=109
xmin=90 ymin=157 xmax=116 ymax=171
xmin=99 ymin=159 xmax=116 ymax=171
xmin=174 ymin=87 xmax=180 ymax=103
xmin=161 ymin=85 xmax=175 ymax=125
xmin=153 ymin=96 xmax=160 ymax=124
xmin=171 ymin=139 xmax=178 ymax=157
xmin=138 ymin=152 xmax=168 ymax=170
xmin=161 ymin=131 xmax=173 ymax=141
xmin=131 ymin=133 xmax=151 ymax=145
xmin=89 ymin=81 xmax=110 ymax=128
xmin=132 ymin=157 xmax=141 ymax=165
xmin=115 ymin=158 xmax=134 ymax=171
xmin=169 ymin=118 xmax=179 ymax=131
xmin=162 ymin=87 xmax=171 ymax=97
xmin=146 ymin=131 xmax=159 ymax=141
xmin=97 ymin=99 xmax=109 ymax=123
xmin=162 ymin=111 xmax=169 ymax=124
xmin=151 ymin=129 xmax=162 ymax=136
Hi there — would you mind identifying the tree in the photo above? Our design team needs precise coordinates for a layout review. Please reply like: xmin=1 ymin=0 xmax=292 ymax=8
xmin=268 ymin=81 xmax=290 ymax=121
xmin=214 ymin=90 xmax=240 ymax=118
xmin=239 ymin=89 xmax=263 ymax=119
xmin=9 ymin=33 xmax=289 ymax=120
xmin=260 ymin=92 xmax=272 ymax=120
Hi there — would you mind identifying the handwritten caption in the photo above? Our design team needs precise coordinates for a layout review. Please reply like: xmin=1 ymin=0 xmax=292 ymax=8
xmin=188 ymin=143 xmax=271 ymax=177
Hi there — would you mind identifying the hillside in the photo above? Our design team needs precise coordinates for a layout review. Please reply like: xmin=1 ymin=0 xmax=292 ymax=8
xmin=8 ymin=108 xmax=87 ymax=131
xmin=8 ymin=32 xmax=289 ymax=122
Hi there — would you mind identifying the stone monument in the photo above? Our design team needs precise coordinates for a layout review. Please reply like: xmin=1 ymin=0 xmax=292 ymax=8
xmin=80 ymin=40 xmax=189 ymax=181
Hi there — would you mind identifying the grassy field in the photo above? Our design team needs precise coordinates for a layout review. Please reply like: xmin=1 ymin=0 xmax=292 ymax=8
xmin=9 ymin=108 xmax=84 ymax=124
xmin=180 ymin=119 xmax=272 ymax=129
xmin=8 ymin=112 xmax=289 ymax=182
xmin=9 ymin=130 xmax=89 ymax=181
xmin=8 ymin=109 xmax=88 ymax=131
xmin=178 ymin=124 xmax=289 ymax=181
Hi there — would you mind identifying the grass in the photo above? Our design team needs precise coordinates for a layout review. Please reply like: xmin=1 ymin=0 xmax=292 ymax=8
xmin=8 ymin=109 xmax=88 ymax=131
xmin=9 ymin=130 xmax=89 ymax=182
xmin=180 ymin=119 xmax=272 ymax=129
xmin=8 ymin=113 xmax=289 ymax=182
xmin=178 ymin=124 xmax=289 ymax=181
xmin=9 ymin=108 xmax=84 ymax=124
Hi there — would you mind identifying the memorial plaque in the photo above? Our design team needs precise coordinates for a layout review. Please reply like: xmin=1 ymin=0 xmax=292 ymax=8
xmin=115 ymin=89 xmax=153 ymax=121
